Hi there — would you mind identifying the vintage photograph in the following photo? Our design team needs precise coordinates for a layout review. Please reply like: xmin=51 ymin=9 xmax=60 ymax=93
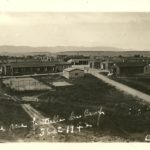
xmin=0 ymin=12 xmax=150 ymax=143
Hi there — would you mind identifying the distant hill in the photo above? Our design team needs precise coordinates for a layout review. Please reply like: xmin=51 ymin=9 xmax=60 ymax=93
xmin=57 ymin=51 xmax=150 ymax=57
xmin=0 ymin=45 xmax=150 ymax=57
xmin=0 ymin=45 xmax=52 ymax=56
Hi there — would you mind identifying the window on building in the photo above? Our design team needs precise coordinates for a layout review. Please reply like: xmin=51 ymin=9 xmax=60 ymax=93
xmin=75 ymin=73 xmax=78 ymax=76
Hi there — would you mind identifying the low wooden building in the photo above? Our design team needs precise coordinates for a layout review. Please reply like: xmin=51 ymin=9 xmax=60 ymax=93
xmin=100 ymin=61 xmax=114 ymax=70
xmin=112 ymin=62 xmax=147 ymax=76
xmin=63 ymin=67 xmax=84 ymax=79
xmin=2 ymin=61 xmax=71 ymax=76
xmin=67 ymin=58 xmax=90 ymax=65
xmin=89 ymin=60 xmax=102 ymax=69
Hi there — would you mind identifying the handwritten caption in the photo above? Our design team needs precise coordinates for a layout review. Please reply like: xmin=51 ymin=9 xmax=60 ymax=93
xmin=0 ymin=107 xmax=105 ymax=137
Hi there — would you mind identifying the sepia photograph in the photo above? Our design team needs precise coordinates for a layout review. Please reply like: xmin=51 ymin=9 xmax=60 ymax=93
xmin=0 ymin=1 xmax=150 ymax=146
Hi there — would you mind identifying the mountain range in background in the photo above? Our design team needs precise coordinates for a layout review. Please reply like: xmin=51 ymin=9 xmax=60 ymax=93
xmin=0 ymin=45 xmax=150 ymax=57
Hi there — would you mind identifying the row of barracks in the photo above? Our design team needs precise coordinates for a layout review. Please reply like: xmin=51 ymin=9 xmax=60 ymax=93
xmin=0 ymin=61 xmax=71 ymax=76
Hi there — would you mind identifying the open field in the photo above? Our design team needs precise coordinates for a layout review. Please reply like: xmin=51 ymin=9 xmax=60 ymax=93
xmin=112 ymin=77 xmax=150 ymax=95
xmin=3 ymin=77 xmax=52 ymax=91
xmin=31 ymin=74 xmax=150 ymax=142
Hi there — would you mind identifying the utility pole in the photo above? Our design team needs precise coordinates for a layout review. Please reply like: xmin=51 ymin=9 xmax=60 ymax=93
xmin=0 ymin=69 xmax=2 ymax=89
xmin=18 ymin=80 xmax=19 ymax=91
xmin=97 ymin=106 xmax=105 ymax=127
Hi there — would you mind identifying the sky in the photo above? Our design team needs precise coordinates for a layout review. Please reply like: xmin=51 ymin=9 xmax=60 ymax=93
xmin=0 ymin=12 xmax=150 ymax=50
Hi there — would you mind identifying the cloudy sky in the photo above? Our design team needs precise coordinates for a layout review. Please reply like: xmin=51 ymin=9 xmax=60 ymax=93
xmin=0 ymin=12 xmax=150 ymax=50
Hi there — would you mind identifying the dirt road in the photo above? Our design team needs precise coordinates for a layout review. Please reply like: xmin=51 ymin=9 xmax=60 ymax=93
xmin=88 ymin=68 xmax=150 ymax=103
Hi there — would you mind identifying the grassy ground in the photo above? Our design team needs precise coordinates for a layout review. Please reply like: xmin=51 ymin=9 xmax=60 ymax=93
xmin=0 ymin=81 xmax=32 ymax=142
xmin=0 ymin=102 xmax=31 ymax=142
xmin=1 ymin=74 xmax=150 ymax=142
xmin=31 ymin=74 xmax=150 ymax=142
xmin=112 ymin=77 xmax=150 ymax=95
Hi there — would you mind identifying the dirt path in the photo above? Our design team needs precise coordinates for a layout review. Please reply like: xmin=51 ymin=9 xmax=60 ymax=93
xmin=2 ymin=92 xmax=45 ymax=120
xmin=21 ymin=104 xmax=44 ymax=120
xmin=0 ymin=90 xmax=57 ymax=135
xmin=88 ymin=68 xmax=150 ymax=103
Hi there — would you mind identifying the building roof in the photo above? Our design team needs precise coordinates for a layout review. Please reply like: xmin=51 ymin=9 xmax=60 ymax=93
xmin=68 ymin=58 xmax=90 ymax=63
xmin=10 ymin=62 xmax=55 ymax=68
xmin=6 ymin=59 xmax=37 ymax=63
xmin=63 ymin=67 xmax=84 ymax=72
xmin=114 ymin=62 xmax=148 ymax=67
xmin=7 ymin=61 xmax=70 ymax=68
xmin=55 ymin=61 xmax=71 ymax=65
